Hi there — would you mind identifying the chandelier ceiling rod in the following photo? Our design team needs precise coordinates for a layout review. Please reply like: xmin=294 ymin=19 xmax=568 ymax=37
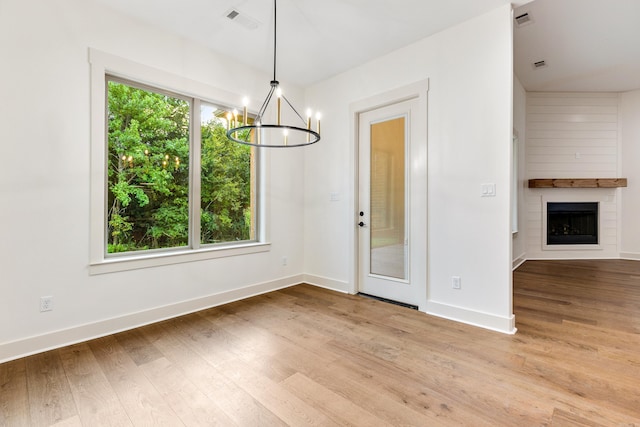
xmin=273 ymin=0 xmax=277 ymax=82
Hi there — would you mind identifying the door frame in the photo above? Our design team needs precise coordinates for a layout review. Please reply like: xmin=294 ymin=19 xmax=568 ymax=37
xmin=349 ymin=79 xmax=430 ymax=311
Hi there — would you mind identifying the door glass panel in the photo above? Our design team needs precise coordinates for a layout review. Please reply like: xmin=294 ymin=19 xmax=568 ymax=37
xmin=370 ymin=117 xmax=407 ymax=279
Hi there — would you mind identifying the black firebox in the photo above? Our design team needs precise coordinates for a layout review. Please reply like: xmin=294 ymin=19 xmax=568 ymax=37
xmin=547 ymin=202 xmax=598 ymax=245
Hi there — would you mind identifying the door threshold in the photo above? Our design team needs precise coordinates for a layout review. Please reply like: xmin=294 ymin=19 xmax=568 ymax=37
xmin=357 ymin=293 xmax=418 ymax=310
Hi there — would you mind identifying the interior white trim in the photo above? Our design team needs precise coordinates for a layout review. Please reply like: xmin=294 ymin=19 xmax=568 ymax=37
xmin=90 ymin=242 xmax=271 ymax=275
xmin=88 ymin=48 xmax=269 ymax=274
xmin=619 ymin=252 xmax=640 ymax=261
xmin=541 ymin=195 xmax=603 ymax=252
xmin=0 ymin=274 xmax=303 ymax=364
xmin=426 ymin=300 xmax=517 ymax=335
xmin=349 ymin=79 xmax=430 ymax=310
xmin=512 ymin=255 xmax=526 ymax=270
xmin=302 ymin=274 xmax=351 ymax=294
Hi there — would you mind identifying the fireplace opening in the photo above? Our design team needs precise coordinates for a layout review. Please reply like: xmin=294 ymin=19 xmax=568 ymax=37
xmin=547 ymin=202 xmax=598 ymax=245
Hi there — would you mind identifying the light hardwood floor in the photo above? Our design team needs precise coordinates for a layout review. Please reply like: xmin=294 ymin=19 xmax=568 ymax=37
xmin=1 ymin=259 xmax=639 ymax=426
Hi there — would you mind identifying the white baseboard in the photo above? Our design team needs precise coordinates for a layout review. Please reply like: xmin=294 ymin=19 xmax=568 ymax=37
xmin=0 ymin=274 xmax=304 ymax=363
xmin=302 ymin=274 xmax=351 ymax=294
xmin=620 ymin=252 xmax=640 ymax=261
xmin=426 ymin=300 xmax=517 ymax=335
xmin=512 ymin=255 xmax=640 ymax=265
xmin=512 ymin=256 xmax=526 ymax=270
xmin=526 ymin=255 xmax=620 ymax=261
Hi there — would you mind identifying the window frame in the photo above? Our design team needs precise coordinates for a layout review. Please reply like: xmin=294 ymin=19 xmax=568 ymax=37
xmin=89 ymin=49 xmax=269 ymax=275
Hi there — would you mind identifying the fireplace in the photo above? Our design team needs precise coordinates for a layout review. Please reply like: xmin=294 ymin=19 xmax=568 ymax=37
xmin=547 ymin=202 xmax=598 ymax=245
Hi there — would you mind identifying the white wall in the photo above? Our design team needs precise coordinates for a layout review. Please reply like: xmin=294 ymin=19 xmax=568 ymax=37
xmin=304 ymin=5 xmax=516 ymax=333
xmin=512 ymin=75 xmax=527 ymax=267
xmin=620 ymin=89 xmax=640 ymax=259
xmin=0 ymin=0 xmax=306 ymax=361
xmin=524 ymin=93 xmax=621 ymax=259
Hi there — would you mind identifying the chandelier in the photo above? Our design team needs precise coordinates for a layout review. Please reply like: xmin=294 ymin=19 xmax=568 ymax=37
xmin=226 ymin=0 xmax=321 ymax=148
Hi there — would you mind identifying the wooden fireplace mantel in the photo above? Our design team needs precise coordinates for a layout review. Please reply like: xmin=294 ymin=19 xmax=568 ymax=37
xmin=528 ymin=178 xmax=627 ymax=189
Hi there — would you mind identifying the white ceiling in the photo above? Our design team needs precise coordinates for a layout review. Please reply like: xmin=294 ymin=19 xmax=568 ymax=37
xmin=91 ymin=0 xmax=640 ymax=92
xmin=514 ymin=0 xmax=640 ymax=92
xmin=91 ymin=0 xmax=524 ymax=86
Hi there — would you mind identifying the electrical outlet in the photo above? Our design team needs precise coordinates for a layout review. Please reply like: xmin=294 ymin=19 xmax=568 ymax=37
xmin=40 ymin=296 xmax=54 ymax=312
xmin=282 ymin=256 xmax=288 ymax=266
xmin=452 ymin=276 xmax=461 ymax=290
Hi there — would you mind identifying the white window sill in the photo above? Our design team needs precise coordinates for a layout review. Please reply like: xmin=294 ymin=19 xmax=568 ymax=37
xmin=89 ymin=242 xmax=271 ymax=275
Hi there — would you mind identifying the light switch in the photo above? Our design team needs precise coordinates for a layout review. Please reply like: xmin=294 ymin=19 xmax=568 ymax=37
xmin=481 ymin=183 xmax=496 ymax=197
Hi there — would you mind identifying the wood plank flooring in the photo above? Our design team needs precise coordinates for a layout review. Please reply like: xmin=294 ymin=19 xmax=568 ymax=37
xmin=1 ymin=259 xmax=639 ymax=426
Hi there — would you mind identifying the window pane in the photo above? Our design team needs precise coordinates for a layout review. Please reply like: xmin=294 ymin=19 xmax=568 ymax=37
xmin=107 ymin=80 xmax=190 ymax=253
xmin=370 ymin=117 xmax=407 ymax=280
xmin=200 ymin=103 xmax=256 ymax=245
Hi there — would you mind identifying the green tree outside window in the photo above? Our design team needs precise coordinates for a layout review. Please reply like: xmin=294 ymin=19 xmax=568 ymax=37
xmin=107 ymin=80 xmax=255 ymax=254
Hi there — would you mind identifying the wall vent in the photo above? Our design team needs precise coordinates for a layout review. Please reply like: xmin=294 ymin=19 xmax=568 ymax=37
xmin=225 ymin=8 xmax=260 ymax=30
xmin=532 ymin=60 xmax=548 ymax=70
xmin=515 ymin=12 xmax=533 ymax=28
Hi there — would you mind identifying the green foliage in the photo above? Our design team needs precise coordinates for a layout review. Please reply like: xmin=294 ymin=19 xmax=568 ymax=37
xmin=107 ymin=80 xmax=253 ymax=253
xmin=108 ymin=212 xmax=132 ymax=246
xmin=200 ymin=118 xmax=252 ymax=244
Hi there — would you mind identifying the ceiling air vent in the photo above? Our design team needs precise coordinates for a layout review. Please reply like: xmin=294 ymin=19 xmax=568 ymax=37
xmin=532 ymin=60 xmax=548 ymax=70
xmin=514 ymin=12 xmax=533 ymax=28
xmin=225 ymin=8 xmax=260 ymax=30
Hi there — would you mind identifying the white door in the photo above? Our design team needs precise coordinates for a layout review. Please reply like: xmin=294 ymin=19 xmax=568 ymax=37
xmin=358 ymin=97 xmax=425 ymax=308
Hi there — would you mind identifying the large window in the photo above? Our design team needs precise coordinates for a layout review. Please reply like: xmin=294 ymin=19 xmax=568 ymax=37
xmin=106 ymin=77 xmax=257 ymax=256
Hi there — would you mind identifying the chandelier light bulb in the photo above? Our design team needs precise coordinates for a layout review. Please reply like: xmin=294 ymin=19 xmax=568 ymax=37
xmin=242 ymin=97 xmax=249 ymax=124
xmin=306 ymin=109 xmax=312 ymax=130
xmin=277 ymin=89 xmax=282 ymax=125
xmin=226 ymin=112 xmax=233 ymax=131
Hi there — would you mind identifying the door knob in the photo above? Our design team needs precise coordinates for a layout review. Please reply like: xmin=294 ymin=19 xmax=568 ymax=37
xmin=358 ymin=221 xmax=366 ymax=227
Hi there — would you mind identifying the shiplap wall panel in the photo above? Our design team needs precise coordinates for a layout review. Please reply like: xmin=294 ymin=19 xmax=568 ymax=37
xmin=527 ymin=163 xmax=617 ymax=174
xmin=527 ymin=147 xmax=616 ymax=156
xmin=527 ymin=92 xmax=618 ymax=103
xmin=525 ymin=92 xmax=621 ymax=259
xmin=528 ymin=154 xmax=617 ymax=163
xmin=527 ymin=105 xmax=618 ymax=114
xmin=526 ymin=92 xmax=619 ymax=179
xmin=527 ymin=130 xmax=617 ymax=140
xmin=527 ymin=122 xmax=617 ymax=131
xmin=527 ymin=114 xmax=618 ymax=123
xmin=527 ymin=138 xmax=617 ymax=148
